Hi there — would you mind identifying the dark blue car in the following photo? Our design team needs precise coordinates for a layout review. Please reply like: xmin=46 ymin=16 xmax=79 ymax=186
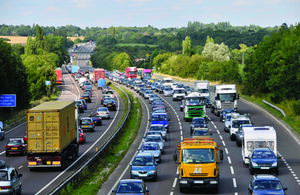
xmin=248 ymin=174 xmax=287 ymax=195
xmin=220 ymin=109 xmax=235 ymax=122
xmin=150 ymin=113 xmax=169 ymax=129
xmin=112 ymin=179 xmax=150 ymax=195
xmin=247 ymin=148 xmax=281 ymax=175
xmin=190 ymin=117 xmax=208 ymax=135
xmin=130 ymin=153 xmax=158 ymax=181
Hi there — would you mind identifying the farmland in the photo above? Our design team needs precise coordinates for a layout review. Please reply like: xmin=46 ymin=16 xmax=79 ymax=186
xmin=0 ymin=36 xmax=83 ymax=45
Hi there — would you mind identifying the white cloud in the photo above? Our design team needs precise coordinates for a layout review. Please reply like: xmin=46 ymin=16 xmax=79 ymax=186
xmin=69 ymin=0 xmax=96 ymax=9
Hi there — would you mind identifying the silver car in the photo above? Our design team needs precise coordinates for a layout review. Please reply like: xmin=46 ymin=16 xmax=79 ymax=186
xmin=163 ymin=87 xmax=173 ymax=97
xmin=0 ymin=160 xmax=22 ymax=195
xmin=144 ymin=90 xmax=154 ymax=99
xmin=224 ymin=113 xmax=232 ymax=132
xmin=139 ymin=142 xmax=161 ymax=163
xmin=143 ymin=135 xmax=165 ymax=154
xmin=149 ymin=94 xmax=159 ymax=104
xmin=97 ymin=107 xmax=110 ymax=119
xmin=148 ymin=124 xmax=167 ymax=141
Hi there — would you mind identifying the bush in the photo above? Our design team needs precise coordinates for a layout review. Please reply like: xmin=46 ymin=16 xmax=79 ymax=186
xmin=292 ymin=100 xmax=300 ymax=116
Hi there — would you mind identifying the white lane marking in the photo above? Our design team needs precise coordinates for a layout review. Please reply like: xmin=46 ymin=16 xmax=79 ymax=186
xmin=18 ymin=165 xmax=23 ymax=169
xmin=227 ymin=156 xmax=232 ymax=164
xmin=180 ymin=131 xmax=182 ymax=135
xmin=179 ymin=122 xmax=181 ymax=126
xmin=213 ymin=125 xmax=217 ymax=129
xmin=233 ymin=178 xmax=237 ymax=188
xmin=219 ymin=135 xmax=223 ymax=140
xmin=172 ymin=177 xmax=177 ymax=188
xmin=234 ymin=192 xmax=238 ymax=195
xmin=222 ymin=141 xmax=226 ymax=146
xmin=179 ymin=126 xmax=182 ymax=130
xmin=216 ymin=130 xmax=220 ymax=134
xmin=0 ymin=151 xmax=6 ymax=155
xmin=225 ymin=148 xmax=229 ymax=154
xmin=181 ymin=136 xmax=183 ymax=141
xmin=37 ymin=83 xmax=121 ymax=195
xmin=230 ymin=166 xmax=235 ymax=174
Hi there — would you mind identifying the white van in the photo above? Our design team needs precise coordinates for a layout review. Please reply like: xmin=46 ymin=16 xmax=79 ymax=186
xmin=162 ymin=78 xmax=173 ymax=87
xmin=242 ymin=126 xmax=277 ymax=165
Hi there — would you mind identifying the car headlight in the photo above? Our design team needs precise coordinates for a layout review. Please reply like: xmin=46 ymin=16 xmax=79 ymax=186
xmin=165 ymin=124 xmax=168 ymax=127
xmin=149 ymin=170 xmax=156 ymax=173
xmin=154 ymin=154 xmax=159 ymax=157
xmin=210 ymin=181 xmax=218 ymax=184
xmin=271 ymin=162 xmax=277 ymax=167
xmin=131 ymin=171 xmax=138 ymax=174
xmin=180 ymin=180 xmax=188 ymax=184
xmin=162 ymin=133 xmax=166 ymax=137
xmin=252 ymin=162 xmax=258 ymax=166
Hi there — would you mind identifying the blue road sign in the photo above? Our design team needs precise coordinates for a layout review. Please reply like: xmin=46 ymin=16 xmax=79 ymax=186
xmin=45 ymin=81 xmax=51 ymax=86
xmin=0 ymin=94 xmax=16 ymax=107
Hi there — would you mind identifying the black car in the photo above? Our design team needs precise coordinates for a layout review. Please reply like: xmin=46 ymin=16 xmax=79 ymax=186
xmin=82 ymin=93 xmax=91 ymax=103
xmin=103 ymin=99 xmax=117 ymax=111
xmin=75 ymin=100 xmax=84 ymax=113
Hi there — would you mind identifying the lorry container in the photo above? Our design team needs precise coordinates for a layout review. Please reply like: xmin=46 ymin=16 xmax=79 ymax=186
xmin=242 ymin=126 xmax=277 ymax=165
xmin=94 ymin=68 xmax=105 ymax=83
xmin=26 ymin=101 xmax=79 ymax=170
xmin=125 ymin=67 xmax=137 ymax=80
xmin=142 ymin=69 xmax=151 ymax=80
xmin=137 ymin=68 xmax=144 ymax=79
xmin=173 ymin=138 xmax=223 ymax=193
xmin=55 ymin=68 xmax=63 ymax=85
xmin=194 ymin=80 xmax=209 ymax=98
xmin=209 ymin=84 xmax=239 ymax=116
xmin=71 ymin=65 xmax=79 ymax=75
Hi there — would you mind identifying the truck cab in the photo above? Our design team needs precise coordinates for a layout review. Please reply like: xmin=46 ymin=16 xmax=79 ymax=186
xmin=173 ymin=138 xmax=223 ymax=193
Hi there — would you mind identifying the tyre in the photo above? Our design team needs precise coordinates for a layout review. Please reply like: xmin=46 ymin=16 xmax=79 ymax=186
xmin=6 ymin=151 xmax=9 ymax=157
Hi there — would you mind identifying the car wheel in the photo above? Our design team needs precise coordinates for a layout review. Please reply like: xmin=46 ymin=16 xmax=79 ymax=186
xmin=5 ymin=151 xmax=9 ymax=157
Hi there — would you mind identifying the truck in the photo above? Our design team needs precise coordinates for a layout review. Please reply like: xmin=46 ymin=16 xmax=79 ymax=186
xmin=183 ymin=92 xmax=207 ymax=122
xmin=242 ymin=126 xmax=277 ymax=165
xmin=94 ymin=68 xmax=105 ymax=83
xmin=26 ymin=101 xmax=79 ymax=170
xmin=173 ymin=138 xmax=223 ymax=193
xmin=194 ymin=81 xmax=209 ymax=105
xmin=162 ymin=77 xmax=173 ymax=87
xmin=125 ymin=67 xmax=137 ymax=80
xmin=142 ymin=69 xmax=151 ymax=80
xmin=228 ymin=113 xmax=251 ymax=141
xmin=55 ymin=68 xmax=63 ymax=85
xmin=136 ymin=68 xmax=144 ymax=79
xmin=209 ymin=84 xmax=239 ymax=116
xmin=71 ymin=65 xmax=79 ymax=75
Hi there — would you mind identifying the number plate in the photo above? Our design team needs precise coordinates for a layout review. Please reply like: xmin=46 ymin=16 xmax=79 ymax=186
xmin=139 ymin=174 xmax=147 ymax=177
xmin=11 ymin=147 xmax=18 ymax=150
xmin=47 ymin=161 xmax=51 ymax=165
xmin=261 ymin=167 xmax=270 ymax=169
xmin=194 ymin=181 xmax=204 ymax=184
xmin=83 ymin=126 xmax=89 ymax=127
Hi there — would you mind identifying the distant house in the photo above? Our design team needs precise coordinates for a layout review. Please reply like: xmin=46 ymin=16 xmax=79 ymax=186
xmin=133 ymin=58 xmax=145 ymax=62
xmin=142 ymin=32 xmax=149 ymax=36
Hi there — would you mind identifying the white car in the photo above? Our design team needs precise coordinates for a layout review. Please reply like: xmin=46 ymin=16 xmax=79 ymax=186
xmin=163 ymin=87 xmax=173 ymax=97
xmin=172 ymin=88 xmax=186 ymax=101
xmin=97 ymin=107 xmax=110 ymax=119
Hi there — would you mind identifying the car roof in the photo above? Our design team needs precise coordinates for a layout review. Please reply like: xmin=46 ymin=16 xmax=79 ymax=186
xmin=254 ymin=174 xmax=279 ymax=181
xmin=152 ymin=112 xmax=167 ymax=116
xmin=119 ymin=179 xmax=144 ymax=184
xmin=150 ymin=124 xmax=165 ymax=127
xmin=135 ymin=152 xmax=153 ymax=157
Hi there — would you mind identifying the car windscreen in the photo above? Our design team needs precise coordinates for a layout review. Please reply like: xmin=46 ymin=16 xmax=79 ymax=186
xmin=252 ymin=151 xmax=276 ymax=159
xmin=149 ymin=125 xmax=164 ymax=131
xmin=253 ymin=180 xmax=283 ymax=191
xmin=145 ymin=136 xmax=162 ymax=142
xmin=232 ymin=120 xmax=250 ymax=128
xmin=0 ymin=171 xmax=8 ymax=181
xmin=142 ymin=143 xmax=159 ymax=150
xmin=81 ymin=119 xmax=92 ymax=125
xmin=132 ymin=157 xmax=154 ymax=166
xmin=192 ymin=118 xmax=206 ymax=124
xmin=98 ymin=108 xmax=107 ymax=111
xmin=7 ymin=140 xmax=22 ymax=145
xmin=174 ymin=90 xmax=185 ymax=93
xmin=182 ymin=149 xmax=215 ymax=164
xmin=151 ymin=115 xmax=167 ymax=121
xmin=194 ymin=129 xmax=209 ymax=136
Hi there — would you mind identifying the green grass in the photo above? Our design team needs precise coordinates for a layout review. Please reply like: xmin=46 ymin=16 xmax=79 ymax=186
xmin=116 ymin=43 xmax=158 ymax=47
xmin=59 ymin=85 xmax=142 ymax=195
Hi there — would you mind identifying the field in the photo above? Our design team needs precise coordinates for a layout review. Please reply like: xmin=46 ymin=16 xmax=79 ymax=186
xmin=0 ymin=36 xmax=84 ymax=45
xmin=116 ymin=43 xmax=158 ymax=47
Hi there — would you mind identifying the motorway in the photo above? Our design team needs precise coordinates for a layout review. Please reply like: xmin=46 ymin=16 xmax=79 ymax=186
xmin=100 ymin=76 xmax=300 ymax=195
xmin=1 ymin=42 xmax=125 ymax=194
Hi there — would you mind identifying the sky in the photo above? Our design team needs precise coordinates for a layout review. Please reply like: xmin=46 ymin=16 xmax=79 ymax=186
xmin=0 ymin=0 xmax=299 ymax=29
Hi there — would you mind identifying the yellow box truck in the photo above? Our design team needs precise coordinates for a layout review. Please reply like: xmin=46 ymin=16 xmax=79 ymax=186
xmin=26 ymin=101 xmax=79 ymax=170
xmin=173 ymin=138 xmax=223 ymax=193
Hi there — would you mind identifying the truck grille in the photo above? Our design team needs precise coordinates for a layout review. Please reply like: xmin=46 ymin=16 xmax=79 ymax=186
xmin=189 ymin=173 xmax=208 ymax=177
xmin=221 ymin=102 xmax=234 ymax=109
xmin=188 ymin=107 xmax=203 ymax=117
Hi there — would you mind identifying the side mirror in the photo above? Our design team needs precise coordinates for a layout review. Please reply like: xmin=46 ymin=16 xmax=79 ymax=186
xmin=112 ymin=190 xmax=116 ymax=193
xmin=245 ymin=157 xmax=250 ymax=159
xmin=277 ymin=156 xmax=282 ymax=159
xmin=129 ymin=163 xmax=132 ymax=166
xmin=168 ymin=118 xmax=170 ymax=121
xmin=18 ymin=174 xmax=23 ymax=177
xmin=155 ymin=163 xmax=158 ymax=166
xmin=248 ymin=187 xmax=252 ymax=192
xmin=283 ymin=187 xmax=287 ymax=191
xmin=173 ymin=154 xmax=177 ymax=161
xmin=148 ymin=119 xmax=151 ymax=122
xmin=229 ymin=125 xmax=231 ymax=128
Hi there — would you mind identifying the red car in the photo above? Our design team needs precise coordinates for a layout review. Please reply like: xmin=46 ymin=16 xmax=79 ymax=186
xmin=6 ymin=138 xmax=27 ymax=156
xmin=78 ymin=128 xmax=86 ymax=144
xmin=23 ymin=132 xmax=27 ymax=143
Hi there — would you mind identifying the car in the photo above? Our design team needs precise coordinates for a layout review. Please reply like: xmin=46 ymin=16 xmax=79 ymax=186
xmin=0 ymin=121 xmax=4 ymax=140
xmin=88 ymin=114 xmax=103 ymax=126
xmin=172 ymin=88 xmax=185 ymax=101
xmin=96 ymin=107 xmax=110 ymax=119
xmin=246 ymin=148 xmax=281 ymax=175
xmin=103 ymin=99 xmax=117 ymax=111
xmin=183 ymin=85 xmax=192 ymax=94
xmin=78 ymin=128 xmax=86 ymax=144
xmin=139 ymin=88 xmax=148 ymax=96
xmin=0 ymin=160 xmax=23 ymax=195
xmin=190 ymin=117 xmax=208 ymax=135
xmin=224 ymin=113 xmax=233 ymax=132
xmin=81 ymin=92 xmax=91 ymax=103
xmin=149 ymin=97 xmax=161 ymax=105
xmin=135 ymin=79 xmax=142 ymax=84
xmin=101 ymin=95 xmax=114 ymax=105
xmin=139 ymin=142 xmax=161 ymax=163
xmin=83 ymin=82 xmax=92 ymax=90
xmin=112 ymin=179 xmax=149 ymax=195
xmin=149 ymin=112 xmax=170 ymax=130
xmin=192 ymin=127 xmax=211 ymax=138
xmin=143 ymin=90 xmax=154 ymax=99
xmin=129 ymin=153 xmax=158 ymax=181
xmin=78 ymin=99 xmax=87 ymax=110
xmin=163 ymin=87 xmax=173 ymax=97
xmin=23 ymin=131 xmax=27 ymax=143
xmin=101 ymin=85 xmax=111 ymax=94
xmin=179 ymin=100 xmax=185 ymax=111
xmin=75 ymin=100 xmax=84 ymax=113
xmin=235 ymin=124 xmax=254 ymax=147
xmin=143 ymin=135 xmax=165 ymax=154
xmin=6 ymin=138 xmax=27 ymax=156
xmin=220 ymin=109 xmax=235 ymax=122
xmin=79 ymin=118 xmax=95 ymax=132
xmin=145 ymin=131 xmax=163 ymax=138
xmin=104 ymin=90 xmax=115 ymax=98
xmin=248 ymin=174 xmax=287 ymax=195
xmin=84 ymin=88 xmax=92 ymax=96
xmin=148 ymin=124 xmax=167 ymax=140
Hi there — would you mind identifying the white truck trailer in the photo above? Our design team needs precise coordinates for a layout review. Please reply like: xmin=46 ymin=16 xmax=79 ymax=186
xmin=209 ymin=84 xmax=239 ymax=116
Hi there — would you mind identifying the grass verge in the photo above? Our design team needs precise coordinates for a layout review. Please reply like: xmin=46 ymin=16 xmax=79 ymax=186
xmin=59 ymin=85 xmax=142 ymax=195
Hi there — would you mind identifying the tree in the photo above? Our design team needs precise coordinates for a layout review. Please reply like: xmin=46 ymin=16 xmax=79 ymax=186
xmin=25 ymin=36 xmax=35 ymax=55
xmin=109 ymin=26 xmax=116 ymax=38
xmin=202 ymin=42 xmax=231 ymax=61
xmin=182 ymin=36 xmax=191 ymax=55
xmin=35 ymin=25 xmax=44 ymax=49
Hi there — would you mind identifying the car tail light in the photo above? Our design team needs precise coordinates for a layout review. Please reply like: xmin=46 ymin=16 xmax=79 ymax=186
xmin=90 ymin=122 xmax=93 ymax=125
xmin=101 ymin=98 xmax=104 ymax=101
xmin=106 ymin=112 xmax=109 ymax=114
xmin=0 ymin=186 xmax=11 ymax=189
xmin=96 ymin=118 xmax=100 ymax=120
